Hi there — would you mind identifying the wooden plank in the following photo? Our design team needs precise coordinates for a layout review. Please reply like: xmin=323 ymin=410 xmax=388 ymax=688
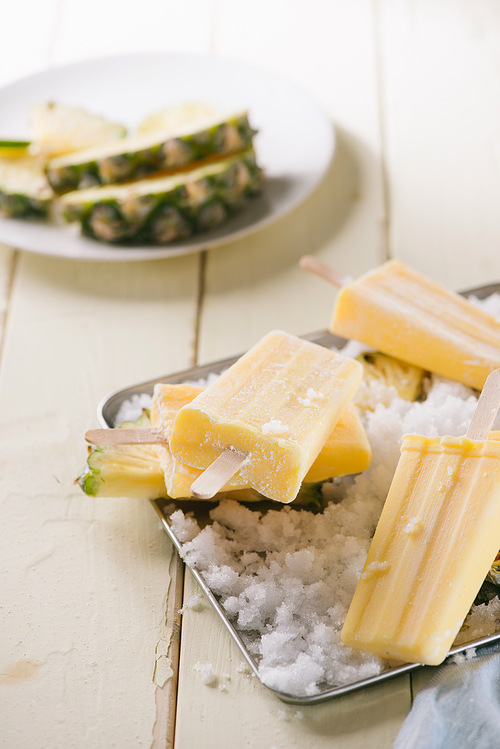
xmin=0 ymin=251 xmax=198 ymax=747
xmin=378 ymin=0 xmax=500 ymax=289
xmin=0 ymin=2 xmax=214 ymax=745
xmin=197 ymin=0 xmax=387 ymax=362
xmin=0 ymin=0 xmax=61 ymax=87
xmin=175 ymin=571 xmax=411 ymax=749
xmin=51 ymin=0 xmax=213 ymax=62
xmin=175 ymin=2 xmax=412 ymax=747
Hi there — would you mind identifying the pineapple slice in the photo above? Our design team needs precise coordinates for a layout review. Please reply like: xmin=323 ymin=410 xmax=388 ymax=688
xmin=0 ymin=140 xmax=31 ymax=158
xmin=46 ymin=111 xmax=256 ymax=194
xmin=60 ymin=149 xmax=264 ymax=244
xmin=79 ymin=443 xmax=168 ymax=499
xmin=138 ymin=102 xmax=220 ymax=134
xmin=0 ymin=156 xmax=53 ymax=218
xmin=29 ymin=102 xmax=126 ymax=159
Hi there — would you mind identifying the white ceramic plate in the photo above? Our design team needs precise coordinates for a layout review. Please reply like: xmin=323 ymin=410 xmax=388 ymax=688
xmin=0 ymin=53 xmax=335 ymax=262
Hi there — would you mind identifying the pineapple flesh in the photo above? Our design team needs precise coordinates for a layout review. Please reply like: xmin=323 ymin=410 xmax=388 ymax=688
xmin=46 ymin=111 xmax=256 ymax=194
xmin=29 ymin=102 xmax=126 ymax=158
xmin=60 ymin=149 xmax=264 ymax=244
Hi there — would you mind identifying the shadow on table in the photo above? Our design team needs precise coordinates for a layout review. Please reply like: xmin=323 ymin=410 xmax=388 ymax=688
xmin=296 ymin=673 xmax=410 ymax=740
xmin=201 ymin=124 xmax=375 ymax=293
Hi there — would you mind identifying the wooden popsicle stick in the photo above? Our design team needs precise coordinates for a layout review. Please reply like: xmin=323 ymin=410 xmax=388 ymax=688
xmin=299 ymin=255 xmax=352 ymax=288
xmin=190 ymin=450 xmax=247 ymax=500
xmin=85 ymin=428 xmax=166 ymax=446
xmin=466 ymin=369 xmax=500 ymax=440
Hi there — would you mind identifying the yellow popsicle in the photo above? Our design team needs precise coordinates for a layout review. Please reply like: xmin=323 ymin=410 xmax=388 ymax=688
xmin=342 ymin=433 xmax=500 ymax=665
xmin=169 ymin=330 xmax=363 ymax=503
xmin=151 ymin=383 xmax=371 ymax=497
xmin=331 ymin=260 xmax=500 ymax=390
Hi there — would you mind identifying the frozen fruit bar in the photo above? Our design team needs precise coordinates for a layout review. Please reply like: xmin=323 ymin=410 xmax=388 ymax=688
xmin=169 ymin=331 xmax=363 ymax=503
xmin=152 ymin=384 xmax=371 ymax=497
xmin=342 ymin=433 xmax=500 ymax=665
xmin=330 ymin=260 xmax=500 ymax=390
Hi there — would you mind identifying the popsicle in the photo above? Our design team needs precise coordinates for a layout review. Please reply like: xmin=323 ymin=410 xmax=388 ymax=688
xmin=341 ymin=369 xmax=500 ymax=666
xmin=300 ymin=256 xmax=500 ymax=391
xmin=169 ymin=330 xmax=363 ymax=503
xmin=150 ymin=382 xmax=371 ymax=497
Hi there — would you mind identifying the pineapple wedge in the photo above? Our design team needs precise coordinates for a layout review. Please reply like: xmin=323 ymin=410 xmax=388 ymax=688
xmin=0 ymin=157 xmax=53 ymax=218
xmin=30 ymin=102 xmax=126 ymax=158
xmin=0 ymin=140 xmax=31 ymax=158
xmin=60 ymin=149 xmax=264 ymax=244
xmin=80 ymin=444 xmax=168 ymax=499
xmin=46 ymin=111 xmax=256 ymax=194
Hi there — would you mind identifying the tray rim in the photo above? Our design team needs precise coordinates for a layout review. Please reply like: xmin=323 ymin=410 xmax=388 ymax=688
xmin=96 ymin=280 xmax=500 ymax=704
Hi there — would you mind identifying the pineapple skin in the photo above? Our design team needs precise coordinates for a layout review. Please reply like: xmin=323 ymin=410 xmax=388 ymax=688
xmin=0 ymin=191 xmax=51 ymax=218
xmin=47 ymin=113 xmax=256 ymax=194
xmin=0 ymin=156 xmax=53 ymax=218
xmin=62 ymin=150 xmax=264 ymax=244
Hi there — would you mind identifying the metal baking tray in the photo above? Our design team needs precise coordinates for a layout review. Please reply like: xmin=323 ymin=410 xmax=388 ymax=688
xmin=97 ymin=281 xmax=500 ymax=705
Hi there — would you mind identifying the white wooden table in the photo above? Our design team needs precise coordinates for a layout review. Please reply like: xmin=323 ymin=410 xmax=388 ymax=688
xmin=2 ymin=2 xmax=500 ymax=746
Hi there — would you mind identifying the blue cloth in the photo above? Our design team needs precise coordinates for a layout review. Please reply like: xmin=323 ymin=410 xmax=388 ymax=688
xmin=394 ymin=644 xmax=500 ymax=749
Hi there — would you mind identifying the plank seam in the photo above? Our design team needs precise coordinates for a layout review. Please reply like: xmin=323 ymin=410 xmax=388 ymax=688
xmin=152 ymin=550 xmax=185 ymax=749
xmin=209 ymin=0 xmax=219 ymax=54
xmin=46 ymin=0 xmax=66 ymax=64
xmin=192 ymin=250 xmax=208 ymax=366
xmin=373 ymin=0 xmax=392 ymax=262
xmin=0 ymin=249 xmax=19 ymax=372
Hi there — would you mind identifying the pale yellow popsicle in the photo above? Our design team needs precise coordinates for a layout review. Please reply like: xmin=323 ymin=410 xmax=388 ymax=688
xmin=331 ymin=260 xmax=500 ymax=390
xmin=342 ymin=433 xmax=500 ymax=665
xmin=151 ymin=383 xmax=371 ymax=497
xmin=169 ymin=331 xmax=363 ymax=503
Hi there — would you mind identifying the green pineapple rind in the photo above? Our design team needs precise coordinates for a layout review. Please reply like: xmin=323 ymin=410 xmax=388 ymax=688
xmin=0 ymin=157 xmax=53 ymax=218
xmin=0 ymin=191 xmax=51 ymax=218
xmin=61 ymin=150 xmax=265 ymax=244
xmin=47 ymin=113 xmax=257 ymax=194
